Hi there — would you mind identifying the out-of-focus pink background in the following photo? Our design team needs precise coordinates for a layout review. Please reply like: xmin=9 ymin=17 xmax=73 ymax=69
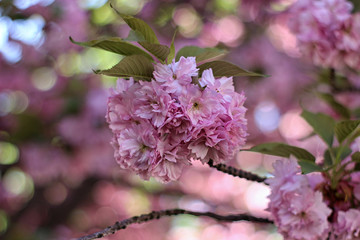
xmin=0 ymin=0 xmax=344 ymax=239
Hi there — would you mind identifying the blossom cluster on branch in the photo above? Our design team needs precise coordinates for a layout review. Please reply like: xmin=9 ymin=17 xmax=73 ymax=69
xmin=268 ymin=158 xmax=360 ymax=240
xmin=288 ymin=0 xmax=360 ymax=71
xmin=106 ymin=57 xmax=247 ymax=182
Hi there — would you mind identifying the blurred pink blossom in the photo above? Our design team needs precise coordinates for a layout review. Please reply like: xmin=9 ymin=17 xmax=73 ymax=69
xmin=288 ymin=0 xmax=360 ymax=71
xmin=333 ymin=209 xmax=360 ymax=240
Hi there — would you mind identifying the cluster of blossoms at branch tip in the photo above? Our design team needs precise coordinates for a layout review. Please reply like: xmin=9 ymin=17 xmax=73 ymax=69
xmin=106 ymin=57 xmax=248 ymax=182
xmin=288 ymin=0 xmax=360 ymax=71
xmin=267 ymin=159 xmax=360 ymax=240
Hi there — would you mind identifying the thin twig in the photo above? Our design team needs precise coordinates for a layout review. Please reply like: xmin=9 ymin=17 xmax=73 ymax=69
xmin=75 ymin=208 xmax=273 ymax=240
xmin=207 ymin=160 xmax=268 ymax=184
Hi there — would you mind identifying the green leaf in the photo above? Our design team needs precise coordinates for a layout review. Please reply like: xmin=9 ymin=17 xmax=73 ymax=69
xmin=139 ymin=41 xmax=170 ymax=62
xmin=335 ymin=120 xmax=360 ymax=144
xmin=298 ymin=160 xmax=323 ymax=174
xmin=167 ymin=28 xmax=178 ymax=64
xmin=318 ymin=93 xmax=350 ymax=119
xmin=69 ymin=36 xmax=153 ymax=60
xmin=110 ymin=4 xmax=159 ymax=44
xmin=198 ymin=61 xmax=266 ymax=78
xmin=196 ymin=49 xmax=228 ymax=64
xmin=301 ymin=110 xmax=336 ymax=147
xmin=94 ymin=55 xmax=154 ymax=80
xmin=324 ymin=146 xmax=352 ymax=166
xmin=247 ymin=142 xmax=316 ymax=161
xmin=175 ymin=46 xmax=228 ymax=63
xmin=323 ymin=149 xmax=333 ymax=167
xmin=124 ymin=30 xmax=146 ymax=42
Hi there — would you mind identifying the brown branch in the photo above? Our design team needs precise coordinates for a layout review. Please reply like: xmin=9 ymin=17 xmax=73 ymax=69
xmin=207 ymin=160 xmax=268 ymax=184
xmin=76 ymin=209 xmax=273 ymax=240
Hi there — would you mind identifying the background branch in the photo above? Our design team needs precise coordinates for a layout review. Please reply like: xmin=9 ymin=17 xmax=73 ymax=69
xmin=207 ymin=159 xmax=268 ymax=184
xmin=76 ymin=208 xmax=273 ymax=240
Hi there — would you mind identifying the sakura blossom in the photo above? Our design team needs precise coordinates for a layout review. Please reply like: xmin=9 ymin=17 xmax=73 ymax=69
xmin=106 ymin=57 xmax=248 ymax=182
xmin=267 ymin=159 xmax=332 ymax=240
xmin=333 ymin=209 xmax=360 ymax=240
xmin=288 ymin=0 xmax=360 ymax=70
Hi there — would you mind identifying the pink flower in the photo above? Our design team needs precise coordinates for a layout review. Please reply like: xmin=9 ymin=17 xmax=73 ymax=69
xmin=199 ymin=68 xmax=235 ymax=103
xmin=154 ymin=139 xmax=190 ymax=182
xmin=266 ymin=159 xmax=302 ymax=189
xmin=288 ymin=0 xmax=356 ymax=69
xmin=111 ymin=77 xmax=135 ymax=94
xmin=106 ymin=79 xmax=140 ymax=132
xmin=134 ymin=81 xmax=172 ymax=127
xmin=334 ymin=209 xmax=360 ymax=239
xmin=154 ymin=56 xmax=198 ymax=83
xmin=199 ymin=68 xmax=216 ymax=87
xmin=111 ymin=121 xmax=158 ymax=180
xmin=179 ymin=85 xmax=224 ymax=126
xmin=159 ymin=101 xmax=193 ymax=143
xmin=153 ymin=56 xmax=198 ymax=96
xmin=187 ymin=92 xmax=247 ymax=164
xmin=151 ymin=160 xmax=186 ymax=183
xmin=278 ymin=190 xmax=331 ymax=240
xmin=267 ymin=159 xmax=332 ymax=240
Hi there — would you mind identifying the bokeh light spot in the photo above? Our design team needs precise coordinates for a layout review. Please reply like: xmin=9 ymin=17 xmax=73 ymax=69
xmin=0 ymin=90 xmax=28 ymax=116
xmin=44 ymin=182 xmax=68 ymax=205
xmin=125 ymin=190 xmax=150 ymax=215
xmin=0 ymin=17 xmax=9 ymax=49
xmin=91 ymin=4 xmax=117 ymax=25
xmin=245 ymin=183 xmax=270 ymax=216
xmin=0 ymin=91 xmax=12 ymax=116
xmin=13 ymin=0 xmax=54 ymax=10
xmin=11 ymin=91 xmax=29 ymax=114
xmin=214 ymin=0 xmax=239 ymax=12
xmin=31 ymin=67 xmax=57 ymax=91
xmin=79 ymin=0 xmax=107 ymax=9
xmin=0 ymin=41 xmax=22 ymax=63
xmin=10 ymin=14 xmax=45 ymax=46
xmin=112 ymin=0 xmax=146 ymax=15
xmin=266 ymin=232 xmax=284 ymax=240
xmin=173 ymin=6 xmax=202 ymax=37
xmin=279 ymin=110 xmax=312 ymax=140
xmin=171 ymin=215 xmax=200 ymax=228
xmin=56 ymin=52 xmax=82 ymax=77
xmin=0 ymin=142 xmax=19 ymax=165
xmin=213 ymin=16 xmax=244 ymax=46
xmin=3 ymin=168 xmax=34 ymax=199
xmin=267 ymin=21 xmax=300 ymax=58
xmin=69 ymin=210 xmax=90 ymax=231
xmin=254 ymin=101 xmax=280 ymax=133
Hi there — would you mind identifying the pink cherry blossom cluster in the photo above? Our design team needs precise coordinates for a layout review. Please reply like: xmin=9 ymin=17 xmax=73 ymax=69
xmin=106 ymin=57 xmax=248 ymax=182
xmin=288 ymin=0 xmax=360 ymax=70
xmin=267 ymin=159 xmax=360 ymax=240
